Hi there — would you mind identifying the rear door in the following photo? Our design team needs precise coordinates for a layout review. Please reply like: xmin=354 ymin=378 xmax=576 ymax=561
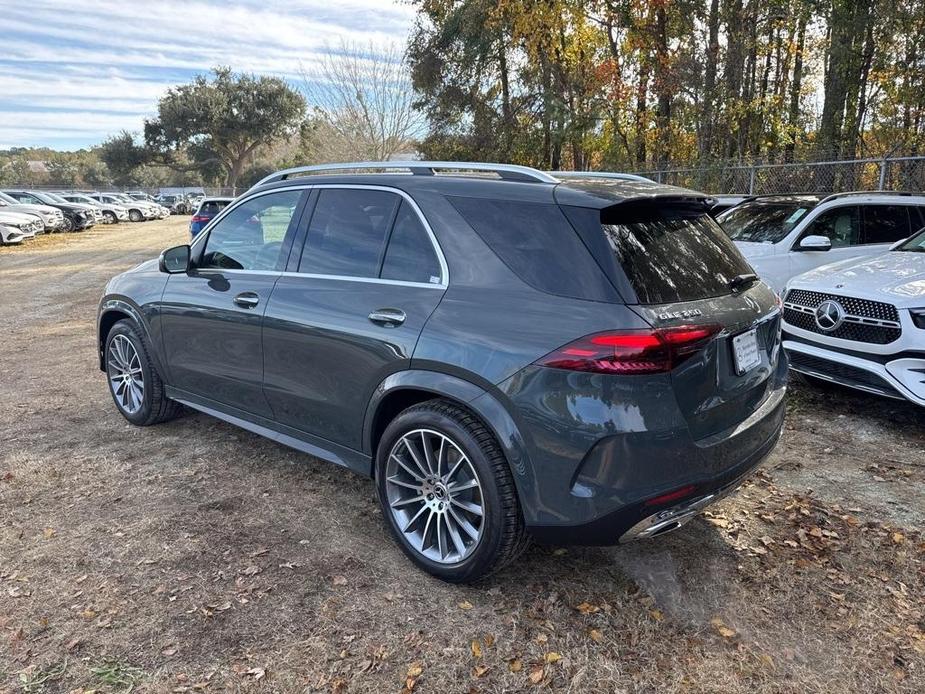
xmin=159 ymin=188 xmax=307 ymax=417
xmin=262 ymin=186 xmax=447 ymax=453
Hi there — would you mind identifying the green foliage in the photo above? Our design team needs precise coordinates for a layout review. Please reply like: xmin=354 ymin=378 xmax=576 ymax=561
xmin=143 ymin=66 xmax=306 ymax=189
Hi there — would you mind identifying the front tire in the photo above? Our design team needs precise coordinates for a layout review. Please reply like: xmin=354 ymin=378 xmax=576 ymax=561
xmin=375 ymin=400 xmax=529 ymax=583
xmin=103 ymin=211 xmax=117 ymax=224
xmin=104 ymin=320 xmax=180 ymax=426
xmin=128 ymin=209 xmax=143 ymax=222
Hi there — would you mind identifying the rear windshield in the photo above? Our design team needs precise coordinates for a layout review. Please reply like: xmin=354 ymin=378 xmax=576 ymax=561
xmin=718 ymin=201 xmax=814 ymax=243
xmin=200 ymin=200 xmax=230 ymax=215
xmin=598 ymin=203 xmax=755 ymax=305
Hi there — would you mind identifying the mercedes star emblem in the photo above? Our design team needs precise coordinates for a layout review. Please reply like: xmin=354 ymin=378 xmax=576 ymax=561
xmin=814 ymin=300 xmax=845 ymax=331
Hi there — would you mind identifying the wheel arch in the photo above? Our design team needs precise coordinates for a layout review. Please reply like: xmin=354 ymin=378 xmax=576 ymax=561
xmin=97 ymin=298 xmax=162 ymax=374
xmin=363 ymin=371 xmax=534 ymax=500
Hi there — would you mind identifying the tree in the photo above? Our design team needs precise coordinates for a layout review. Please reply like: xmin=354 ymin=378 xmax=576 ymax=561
xmin=99 ymin=131 xmax=149 ymax=184
xmin=144 ymin=67 xmax=306 ymax=191
xmin=301 ymin=41 xmax=424 ymax=161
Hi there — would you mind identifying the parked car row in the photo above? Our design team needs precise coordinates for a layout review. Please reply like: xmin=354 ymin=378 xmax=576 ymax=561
xmin=0 ymin=189 xmax=175 ymax=244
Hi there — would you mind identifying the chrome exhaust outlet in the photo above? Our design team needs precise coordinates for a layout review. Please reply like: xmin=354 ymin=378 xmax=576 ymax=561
xmin=619 ymin=494 xmax=716 ymax=543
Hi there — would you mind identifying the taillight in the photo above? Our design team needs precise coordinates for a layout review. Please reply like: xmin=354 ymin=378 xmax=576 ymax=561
xmin=191 ymin=215 xmax=210 ymax=223
xmin=535 ymin=325 xmax=721 ymax=375
xmin=643 ymin=484 xmax=698 ymax=507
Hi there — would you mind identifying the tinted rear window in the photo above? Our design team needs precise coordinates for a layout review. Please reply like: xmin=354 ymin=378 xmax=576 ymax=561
xmin=448 ymin=196 xmax=617 ymax=301
xmin=200 ymin=201 xmax=230 ymax=215
xmin=599 ymin=203 xmax=754 ymax=305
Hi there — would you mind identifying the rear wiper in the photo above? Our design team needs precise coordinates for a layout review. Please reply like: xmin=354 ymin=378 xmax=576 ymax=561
xmin=728 ymin=273 xmax=759 ymax=292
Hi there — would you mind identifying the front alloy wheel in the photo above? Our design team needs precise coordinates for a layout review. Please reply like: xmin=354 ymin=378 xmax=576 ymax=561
xmin=385 ymin=429 xmax=485 ymax=564
xmin=107 ymin=334 xmax=144 ymax=414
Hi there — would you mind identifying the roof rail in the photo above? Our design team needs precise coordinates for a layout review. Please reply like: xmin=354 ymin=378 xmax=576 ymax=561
xmin=252 ymin=161 xmax=559 ymax=188
xmin=550 ymin=170 xmax=653 ymax=183
xmin=819 ymin=190 xmax=918 ymax=204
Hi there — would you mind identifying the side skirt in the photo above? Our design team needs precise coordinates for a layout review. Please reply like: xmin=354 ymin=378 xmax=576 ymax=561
xmin=165 ymin=386 xmax=373 ymax=477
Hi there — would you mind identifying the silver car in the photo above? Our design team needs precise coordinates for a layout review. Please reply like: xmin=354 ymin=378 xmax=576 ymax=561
xmin=59 ymin=193 xmax=129 ymax=224
xmin=0 ymin=191 xmax=63 ymax=232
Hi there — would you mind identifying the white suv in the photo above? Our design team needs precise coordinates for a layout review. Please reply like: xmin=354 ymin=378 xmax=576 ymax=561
xmin=717 ymin=192 xmax=925 ymax=292
xmin=781 ymin=229 xmax=925 ymax=407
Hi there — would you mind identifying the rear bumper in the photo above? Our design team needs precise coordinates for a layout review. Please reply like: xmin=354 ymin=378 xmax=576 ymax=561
xmin=500 ymin=355 xmax=788 ymax=546
xmin=784 ymin=337 xmax=925 ymax=406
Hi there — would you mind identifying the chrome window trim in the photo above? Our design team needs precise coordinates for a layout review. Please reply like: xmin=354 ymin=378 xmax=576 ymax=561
xmin=194 ymin=183 xmax=449 ymax=287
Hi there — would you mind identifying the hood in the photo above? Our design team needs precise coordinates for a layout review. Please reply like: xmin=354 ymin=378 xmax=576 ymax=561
xmin=733 ymin=240 xmax=777 ymax=259
xmin=789 ymin=251 xmax=925 ymax=307
xmin=0 ymin=209 xmax=41 ymax=224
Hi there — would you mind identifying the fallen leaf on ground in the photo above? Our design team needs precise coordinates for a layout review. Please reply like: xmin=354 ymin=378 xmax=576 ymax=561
xmin=575 ymin=602 xmax=599 ymax=614
xmin=529 ymin=665 xmax=545 ymax=684
xmin=589 ymin=628 xmax=603 ymax=642
xmin=471 ymin=639 xmax=482 ymax=658
xmin=545 ymin=652 xmax=561 ymax=664
xmin=710 ymin=617 xmax=736 ymax=639
xmin=331 ymin=575 xmax=347 ymax=585
xmin=509 ymin=659 xmax=523 ymax=673
xmin=245 ymin=667 xmax=266 ymax=680
xmin=458 ymin=600 xmax=473 ymax=610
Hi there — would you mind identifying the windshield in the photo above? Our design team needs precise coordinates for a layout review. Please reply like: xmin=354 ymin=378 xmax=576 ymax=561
xmin=31 ymin=192 xmax=58 ymax=205
xmin=0 ymin=192 xmax=19 ymax=204
xmin=897 ymin=227 xmax=925 ymax=252
xmin=44 ymin=193 xmax=68 ymax=203
xmin=718 ymin=201 xmax=815 ymax=243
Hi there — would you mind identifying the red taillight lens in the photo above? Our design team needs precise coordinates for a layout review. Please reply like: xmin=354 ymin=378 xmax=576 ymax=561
xmin=536 ymin=325 xmax=721 ymax=375
xmin=191 ymin=215 xmax=210 ymax=223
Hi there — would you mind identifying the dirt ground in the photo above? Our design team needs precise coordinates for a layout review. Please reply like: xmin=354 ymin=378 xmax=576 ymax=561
xmin=1 ymin=217 xmax=923 ymax=694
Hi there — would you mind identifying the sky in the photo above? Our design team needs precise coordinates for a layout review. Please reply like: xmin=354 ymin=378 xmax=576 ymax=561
xmin=0 ymin=0 xmax=416 ymax=150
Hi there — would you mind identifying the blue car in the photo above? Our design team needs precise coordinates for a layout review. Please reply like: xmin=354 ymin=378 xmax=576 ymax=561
xmin=189 ymin=197 xmax=233 ymax=237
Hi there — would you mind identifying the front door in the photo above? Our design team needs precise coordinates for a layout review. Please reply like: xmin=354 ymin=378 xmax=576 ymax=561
xmin=790 ymin=205 xmax=865 ymax=279
xmin=262 ymin=188 xmax=447 ymax=451
xmin=159 ymin=188 xmax=307 ymax=417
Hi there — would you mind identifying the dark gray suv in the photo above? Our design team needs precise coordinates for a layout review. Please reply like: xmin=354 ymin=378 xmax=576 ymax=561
xmin=97 ymin=162 xmax=787 ymax=582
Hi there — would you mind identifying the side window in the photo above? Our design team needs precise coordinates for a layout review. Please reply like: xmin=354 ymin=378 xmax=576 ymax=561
xmin=199 ymin=190 xmax=301 ymax=271
xmin=862 ymin=205 xmax=912 ymax=245
xmin=801 ymin=206 xmax=860 ymax=248
xmin=380 ymin=201 xmax=442 ymax=284
xmin=298 ymin=189 xmax=399 ymax=277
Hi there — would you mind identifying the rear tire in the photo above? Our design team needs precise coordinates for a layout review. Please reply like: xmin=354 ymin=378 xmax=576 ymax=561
xmin=375 ymin=399 xmax=529 ymax=583
xmin=104 ymin=320 xmax=180 ymax=426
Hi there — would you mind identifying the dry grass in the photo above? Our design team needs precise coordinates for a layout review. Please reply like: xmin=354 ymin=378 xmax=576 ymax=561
xmin=1 ymin=217 xmax=923 ymax=693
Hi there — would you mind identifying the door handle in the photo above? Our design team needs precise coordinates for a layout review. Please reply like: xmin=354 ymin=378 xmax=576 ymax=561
xmin=233 ymin=292 xmax=260 ymax=309
xmin=368 ymin=308 xmax=406 ymax=326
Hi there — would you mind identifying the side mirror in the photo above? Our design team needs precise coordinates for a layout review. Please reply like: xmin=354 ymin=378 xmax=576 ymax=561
xmin=798 ymin=234 xmax=832 ymax=251
xmin=159 ymin=244 xmax=190 ymax=273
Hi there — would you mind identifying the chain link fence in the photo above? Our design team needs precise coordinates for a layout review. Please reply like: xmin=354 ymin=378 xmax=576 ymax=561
xmin=633 ymin=156 xmax=925 ymax=195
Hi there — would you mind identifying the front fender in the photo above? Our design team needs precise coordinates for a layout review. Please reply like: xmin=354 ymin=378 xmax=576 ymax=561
xmin=97 ymin=297 xmax=166 ymax=376
xmin=362 ymin=370 xmax=535 ymax=503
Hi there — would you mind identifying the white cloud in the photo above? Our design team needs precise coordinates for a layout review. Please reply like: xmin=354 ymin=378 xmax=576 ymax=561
xmin=0 ymin=0 xmax=416 ymax=148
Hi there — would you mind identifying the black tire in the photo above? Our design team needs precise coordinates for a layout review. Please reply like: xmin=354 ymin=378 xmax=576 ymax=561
xmin=61 ymin=216 xmax=74 ymax=232
xmin=129 ymin=209 xmax=143 ymax=222
xmin=375 ymin=399 xmax=529 ymax=583
xmin=103 ymin=211 xmax=117 ymax=224
xmin=104 ymin=320 xmax=180 ymax=426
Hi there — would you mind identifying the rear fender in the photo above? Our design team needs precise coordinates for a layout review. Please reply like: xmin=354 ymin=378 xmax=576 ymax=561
xmin=363 ymin=370 xmax=535 ymax=499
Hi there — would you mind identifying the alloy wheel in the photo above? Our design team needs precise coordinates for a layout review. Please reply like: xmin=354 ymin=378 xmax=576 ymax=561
xmin=385 ymin=429 xmax=485 ymax=564
xmin=107 ymin=335 xmax=144 ymax=414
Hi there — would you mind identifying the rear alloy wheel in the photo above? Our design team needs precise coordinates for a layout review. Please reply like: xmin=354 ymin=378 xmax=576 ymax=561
xmin=105 ymin=320 xmax=180 ymax=426
xmin=129 ymin=209 xmax=143 ymax=222
xmin=376 ymin=400 xmax=529 ymax=582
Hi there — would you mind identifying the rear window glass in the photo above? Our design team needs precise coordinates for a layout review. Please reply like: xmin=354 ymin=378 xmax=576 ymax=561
xmin=200 ymin=200 xmax=230 ymax=216
xmin=719 ymin=202 xmax=815 ymax=243
xmin=448 ymin=196 xmax=616 ymax=301
xmin=380 ymin=201 xmax=442 ymax=284
xmin=600 ymin=203 xmax=754 ymax=305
